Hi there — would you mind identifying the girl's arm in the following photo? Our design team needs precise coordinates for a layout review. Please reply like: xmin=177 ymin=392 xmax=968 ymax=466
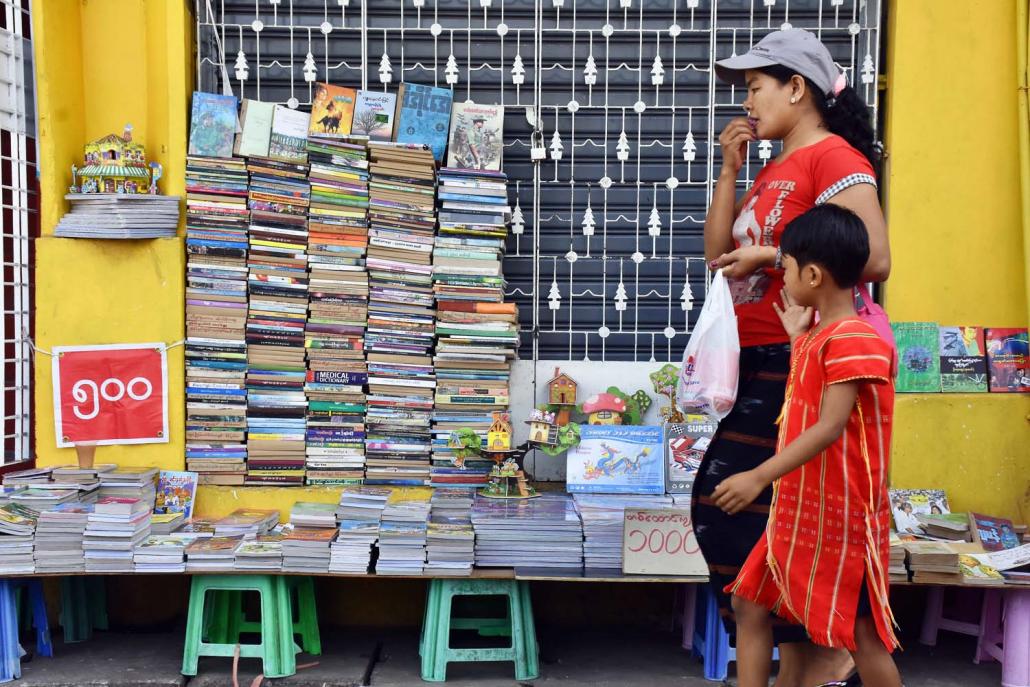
xmin=712 ymin=381 xmax=859 ymax=515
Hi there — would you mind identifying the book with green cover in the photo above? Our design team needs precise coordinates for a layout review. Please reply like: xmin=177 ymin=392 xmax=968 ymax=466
xmin=234 ymin=99 xmax=275 ymax=157
xmin=892 ymin=322 xmax=941 ymax=392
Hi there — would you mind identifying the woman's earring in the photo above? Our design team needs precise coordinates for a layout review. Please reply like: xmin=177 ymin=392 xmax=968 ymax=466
xmin=790 ymin=97 xmax=797 ymax=104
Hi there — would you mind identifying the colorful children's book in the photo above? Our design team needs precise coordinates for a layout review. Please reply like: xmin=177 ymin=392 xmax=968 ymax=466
xmin=446 ymin=101 xmax=504 ymax=170
xmin=268 ymin=105 xmax=310 ymax=164
xmin=889 ymin=488 xmax=950 ymax=535
xmin=892 ymin=322 xmax=941 ymax=392
xmin=155 ymin=470 xmax=198 ymax=521
xmin=958 ymin=553 xmax=1006 ymax=584
xmin=352 ymin=90 xmax=397 ymax=140
xmin=309 ymin=83 xmax=357 ymax=138
xmin=188 ymin=92 xmax=238 ymax=158
xmin=185 ymin=535 xmax=244 ymax=556
xmin=664 ymin=415 xmax=717 ymax=495
xmin=566 ymin=425 xmax=665 ymax=495
xmin=969 ymin=512 xmax=1022 ymax=552
xmin=234 ymin=99 xmax=275 ymax=158
xmin=938 ymin=326 xmax=988 ymax=392
xmin=394 ymin=82 xmax=453 ymax=162
xmin=985 ymin=327 xmax=1030 ymax=393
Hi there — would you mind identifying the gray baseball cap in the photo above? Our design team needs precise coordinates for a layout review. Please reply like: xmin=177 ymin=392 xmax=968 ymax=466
xmin=715 ymin=28 xmax=843 ymax=97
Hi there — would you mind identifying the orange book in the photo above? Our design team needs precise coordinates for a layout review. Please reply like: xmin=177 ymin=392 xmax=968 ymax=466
xmin=309 ymin=83 xmax=357 ymax=138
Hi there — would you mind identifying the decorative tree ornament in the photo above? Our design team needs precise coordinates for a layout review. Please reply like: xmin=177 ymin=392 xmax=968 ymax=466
xmin=651 ymin=55 xmax=665 ymax=86
xmin=302 ymin=52 xmax=317 ymax=82
xmin=511 ymin=202 xmax=525 ymax=235
xmin=511 ymin=53 xmax=526 ymax=85
xmin=616 ymin=131 xmax=630 ymax=162
xmin=379 ymin=53 xmax=393 ymax=84
xmin=548 ymin=281 xmax=562 ymax=310
xmin=584 ymin=54 xmax=597 ymax=86
xmin=445 ymin=54 xmax=460 ymax=85
xmin=861 ymin=54 xmax=876 ymax=84
xmin=549 ymin=130 xmax=564 ymax=160
xmin=234 ymin=50 xmax=249 ymax=81
xmin=680 ymin=280 xmax=694 ymax=311
xmin=682 ymin=131 xmax=696 ymax=162
xmin=614 ymin=281 xmax=628 ymax=311
xmin=581 ymin=200 xmax=596 ymax=236
xmin=758 ymin=139 xmax=772 ymax=161
xmin=647 ymin=206 xmax=662 ymax=237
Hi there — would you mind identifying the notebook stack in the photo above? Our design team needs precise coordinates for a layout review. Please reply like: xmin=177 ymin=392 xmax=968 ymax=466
xmin=0 ymin=504 xmax=37 ymax=574
xmin=83 ymin=497 xmax=153 ymax=572
xmin=363 ymin=142 xmax=439 ymax=487
xmin=234 ymin=535 xmax=284 ymax=571
xmin=34 ymin=502 xmax=93 ymax=572
xmin=186 ymin=536 xmax=244 ymax=571
xmin=375 ymin=490 xmax=432 ymax=575
xmin=97 ymin=467 xmax=159 ymax=507
xmin=282 ymin=526 xmax=336 ymax=573
xmin=472 ymin=493 xmax=584 ymax=570
xmin=425 ymin=488 xmax=476 ymax=576
xmin=245 ymin=156 xmax=312 ymax=486
xmin=331 ymin=486 xmax=391 ymax=573
xmin=213 ymin=508 xmax=280 ymax=539
xmin=54 ymin=193 xmax=180 ymax=239
xmin=573 ymin=494 xmax=672 ymax=570
xmin=185 ymin=155 xmax=250 ymax=484
xmin=133 ymin=534 xmax=191 ymax=573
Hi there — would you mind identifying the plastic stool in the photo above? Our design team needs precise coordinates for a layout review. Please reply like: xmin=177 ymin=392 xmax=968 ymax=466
xmin=920 ymin=586 xmax=1004 ymax=664
xmin=10 ymin=579 xmax=52 ymax=658
xmin=206 ymin=576 xmax=321 ymax=655
xmin=59 ymin=577 xmax=107 ymax=643
xmin=1001 ymin=589 xmax=1030 ymax=687
xmin=182 ymin=575 xmax=296 ymax=678
xmin=692 ymin=585 xmax=778 ymax=682
xmin=0 ymin=580 xmax=22 ymax=683
xmin=419 ymin=578 xmax=539 ymax=682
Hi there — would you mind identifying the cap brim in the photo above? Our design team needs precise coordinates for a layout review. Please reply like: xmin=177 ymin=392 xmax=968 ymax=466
xmin=714 ymin=53 xmax=778 ymax=86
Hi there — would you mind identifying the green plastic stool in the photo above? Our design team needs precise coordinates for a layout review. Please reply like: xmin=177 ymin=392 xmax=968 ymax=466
xmin=205 ymin=577 xmax=321 ymax=655
xmin=419 ymin=578 xmax=539 ymax=682
xmin=59 ymin=577 xmax=108 ymax=643
xmin=182 ymin=575 xmax=296 ymax=678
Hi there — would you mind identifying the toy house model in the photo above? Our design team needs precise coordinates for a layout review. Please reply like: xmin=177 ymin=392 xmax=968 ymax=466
xmin=525 ymin=409 xmax=559 ymax=445
xmin=582 ymin=392 xmax=627 ymax=425
xmin=547 ymin=367 xmax=578 ymax=406
xmin=486 ymin=412 xmax=513 ymax=451
xmin=72 ymin=124 xmax=161 ymax=194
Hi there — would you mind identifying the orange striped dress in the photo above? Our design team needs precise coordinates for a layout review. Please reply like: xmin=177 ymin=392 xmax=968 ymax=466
xmin=726 ymin=318 xmax=900 ymax=652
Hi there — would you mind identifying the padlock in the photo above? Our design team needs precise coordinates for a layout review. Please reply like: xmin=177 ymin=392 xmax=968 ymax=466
xmin=530 ymin=131 xmax=547 ymax=161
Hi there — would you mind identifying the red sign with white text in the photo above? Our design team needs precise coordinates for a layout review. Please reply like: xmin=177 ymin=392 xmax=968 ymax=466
xmin=52 ymin=344 xmax=169 ymax=447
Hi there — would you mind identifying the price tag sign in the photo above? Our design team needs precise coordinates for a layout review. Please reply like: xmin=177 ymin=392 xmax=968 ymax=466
xmin=52 ymin=343 xmax=168 ymax=447
xmin=622 ymin=508 xmax=708 ymax=576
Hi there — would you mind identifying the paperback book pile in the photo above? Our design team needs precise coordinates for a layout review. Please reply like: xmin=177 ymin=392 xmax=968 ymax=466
xmin=134 ymin=534 xmax=190 ymax=573
xmin=916 ymin=513 xmax=972 ymax=542
xmin=97 ymin=466 xmax=159 ymax=506
xmin=332 ymin=486 xmax=390 ymax=573
xmin=425 ymin=488 xmax=476 ymax=575
xmin=573 ymin=494 xmax=672 ymax=570
xmin=290 ymin=501 xmax=338 ymax=528
xmin=0 ymin=504 xmax=37 ymax=574
xmin=889 ymin=534 xmax=907 ymax=582
xmin=376 ymin=491 xmax=432 ymax=575
xmin=186 ymin=535 xmax=244 ymax=571
xmin=34 ymin=502 xmax=93 ymax=572
xmin=245 ymin=155 xmax=312 ymax=485
xmin=83 ymin=497 xmax=153 ymax=572
xmin=472 ymin=494 xmax=584 ymax=570
xmin=214 ymin=508 xmax=280 ymax=538
xmin=151 ymin=512 xmax=187 ymax=534
xmin=10 ymin=488 xmax=80 ymax=510
xmin=0 ymin=486 xmax=24 ymax=505
xmin=282 ymin=526 xmax=336 ymax=572
xmin=185 ymin=155 xmax=250 ymax=484
xmin=903 ymin=540 xmax=963 ymax=584
xmin=364 ymin=142 xmax=439 ymax=487
xmin=235 ymin=535 xmax=284 ymax=571
xmin=2 ymin=467 xmax=53 ymax=487
xmin=51 ymin=464 xmax=115 ymax=494
xmin=305 ymin=136 xmax=371 ymax=486
xmin=54 ymin=193 xmax=180 ymax=239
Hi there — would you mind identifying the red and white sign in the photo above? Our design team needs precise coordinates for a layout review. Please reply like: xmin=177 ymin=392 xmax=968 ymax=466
xmin=52 ymin=343 xmax=169 ymax=448
xmin=622 ymin=508 xmax=708 ymax=576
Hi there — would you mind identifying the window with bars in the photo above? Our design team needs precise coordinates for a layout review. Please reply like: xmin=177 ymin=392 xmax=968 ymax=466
xmin=0 ymin=0 xmax=35 ymax=467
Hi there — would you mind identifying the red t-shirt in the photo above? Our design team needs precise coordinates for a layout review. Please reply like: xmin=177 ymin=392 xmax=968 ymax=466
xmin=729 ymin=135 xmax=876 ymax=347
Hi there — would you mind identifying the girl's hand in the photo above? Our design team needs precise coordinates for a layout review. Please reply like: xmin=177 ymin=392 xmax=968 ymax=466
xmin=718 ymin=117 xmax=757 ymax=176
xmin=711 ymin=245 xmax=772 ymax=279
xmin=772 ymin=289 xmax=814 ymax=340
xmin=713 ymin=470 xmax=767 ymax=515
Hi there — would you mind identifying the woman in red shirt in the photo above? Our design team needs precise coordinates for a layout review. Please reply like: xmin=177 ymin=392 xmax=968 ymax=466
xmin=690 ymin=28 xmax=890 ymax=687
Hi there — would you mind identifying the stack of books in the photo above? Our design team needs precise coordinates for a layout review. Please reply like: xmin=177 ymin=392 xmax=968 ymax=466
xmin=2 ymin=467 xmax=53 ymax=487
xmin=234 ymin=535 xmax=284 ymax=571
xmin=472 ymin=493 xmax=584 ymax=570
xmin=245 ymin=155 xmax=312 ymax=486
xmin=425 ymin=490 xmax=475 ymax=576
xmin=0 ymin=503 xmax=38 ymax=574
xmin=375 ymin=491 xmax=432 ymax=575
xmin=97 ymin=467 xmax=159 ymax=507
xmin=305 ymin=136 xmax=371 ymax=486
xmin=363 ymin=142 xmax=438 ymax=487
xmin=185 ymin=535 xmax=243 ymax=571
xmin=289 ymin=501 xmax=338 ymax=528
xmin=0 ymin=486 xmax=25 ymax=505
xmin=213 ymin=508 xmax=280 ymax=539
xmin=916 ymin=513 xmax=972 ymax=541
xmin=185 ymin=155 xmax=250 ymax=484
xmin=151 ymin=512 xmax=187 ymax=534
xmin=34 ymin=502 xmax=93 ymax=573
xmin=83 ymin=497 xmax=153 ymax=572
xmin=573 ymin=495 xmax=672 ymax=570
xmin=332 ymin=485 xmax=391 ymax=574
xmin=133 ymin=534 xmax=191 ymax=573
xmin=889 ymin=533 xmax=908 ymax=582
xmin=51 ymin=464 xmax=114 ymax=494
xmin=903 ymin=540 xmax=963 ymax=584
xmin=282 ymin=526 xmax=336 ymax=572
xmin=10 ymin=488 xmax=80 ymax=510
xmin=54 ymin=193 xmax=180 ymax=239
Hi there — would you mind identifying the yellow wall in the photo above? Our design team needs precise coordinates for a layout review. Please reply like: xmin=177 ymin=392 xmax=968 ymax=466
xmin=33 ymin=0 xmax=193 ymax=468
xmin=885 ymin=0 xmax=1030 ymax=520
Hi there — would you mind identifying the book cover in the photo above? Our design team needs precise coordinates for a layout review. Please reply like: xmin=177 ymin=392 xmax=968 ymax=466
xmin=189 ymin=92 xmax=238 ymax=158
xmin=394 ymin=83 xmax=453 ymax=161
xmin=892 ymin=322 xmax=941 ymax=393
xmin=938 ymin=326 xmax=988 ymax=392
xmin=958 ymin=554 xmax=1006 ymax=584
xmin=269 ymin=105 xmax=310 ymax=164
xmin=969 ymin=512 xmax=1021 ymax=551
xmin=352 ymin=90 xmax=398 ymax=140
xmin=566 ymin=425 xmax=665 ymax=495
xmin=664 ymin=415 xmax=716 ymax=495
xmin=446 ymin=101 xmax=504 ymax=170
xmin=234 ymin=99 xmax=275 ymax=157
xmin=309 ymin=83 xmax=357 ymax=138
xmin=985 ymin=328 xmax=1030 ymax=393
xmin=155 ymin=470 xmax=198 ymax=521
xmin=890 ymin=488 xmax=950 ymax=534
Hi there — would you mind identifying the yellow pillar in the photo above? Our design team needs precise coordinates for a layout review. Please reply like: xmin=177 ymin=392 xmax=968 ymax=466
xmin=885 ymin=0 xmax=1030 ymax=519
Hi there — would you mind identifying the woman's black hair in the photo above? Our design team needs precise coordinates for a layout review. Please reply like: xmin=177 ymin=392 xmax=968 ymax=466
xmin=758 ymin=64 xmax=881 ymax=176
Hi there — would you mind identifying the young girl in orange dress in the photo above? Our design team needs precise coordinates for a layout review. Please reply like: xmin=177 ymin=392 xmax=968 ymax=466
xmin=713 ymin=204 xmax=902 ymax=687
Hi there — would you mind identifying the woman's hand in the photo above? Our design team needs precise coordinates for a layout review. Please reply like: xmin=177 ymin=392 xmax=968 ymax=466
xmin=713 ymin=469 xmax=767 ymax=515
xmin=719 ymin=117 xmax=757 ymax=176
xmin=710 ymin=245 xmax=773 ymax=279
xmin=772 ymin=289 xmax=813 ymax=341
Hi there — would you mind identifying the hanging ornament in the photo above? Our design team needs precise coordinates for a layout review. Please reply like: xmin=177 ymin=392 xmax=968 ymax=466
xmin=583 ymin=56 xmax=598 ymax=88
xmin=861 ymin=54 xmax=875 ymax=84
xmin=548 ymin=281 xmax=562 ymax=311
xmin=763 ymin=0 xmax=775 ymax=6
xmin=549 ymin=130 xmax=564 ymax=160
xmin=686 ymin=0 xmax=699 ymax=7
xmin=680 ymin=280 xmax=694 ymax=312
xmin=302 ymin=52 xmax=317 ymax=82
xmin=758 ymin=140 xmax=772 ymax=161
xmin=614 ymin=281 xmax=628 ymax=312
xmin=234 ymin=50 xmax=249 ymax=81
xmin=511 ymin=53 xmax=525 ymax=85
xmin=647 ymin=206 xmax=662 ymax=237
xmin=413 ymin=0 xmax=425 ymax=7
xmin=581 ymin=200 xmax=596 ymax=236
xmin=269 ymin=0 xmax=280 ymax=5
xmin=651 ymin=55 xmax=665 ymax=86
xmin=480 ymin=0 xmax=492 ymax=6
xmin=511 ymin=202 xmax=525 ymax=235
xmin=682 ymin=131 xmax=696 ymax=162
xmin=445 ymin=54 xmax=459 ymax=85
xmin=616 ymin=131 xmax=630 ymax=162
xmin=338 ymin=0 xmax=349 ymax=6
xmin=553 ymin=0 xmax=564 ymax=7
xmin=620 ymin=0 xmax=631 ymax=7
xmin=831 ymin=0 xmax=844 ymax=5
xmin=379 ymin=53 xmax=393 ymax=84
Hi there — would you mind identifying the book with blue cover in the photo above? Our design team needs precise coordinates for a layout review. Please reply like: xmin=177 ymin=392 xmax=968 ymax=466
xmin=394 ymin=83 xmax=453 ymax=161
xmin=566 ymin=425 xmax=666 ymax=495
xmin=188 ymin=92 xmax=238 ymax=159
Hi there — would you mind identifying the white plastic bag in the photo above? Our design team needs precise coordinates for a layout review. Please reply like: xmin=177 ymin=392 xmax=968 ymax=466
xmin=676 ymin=269 xmax=740 ymax=421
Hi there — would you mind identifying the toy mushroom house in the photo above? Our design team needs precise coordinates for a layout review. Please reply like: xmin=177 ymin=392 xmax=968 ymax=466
xmin=582 ymin=392 xmax=627 ymax=425
xmin=74 ymin=124 xmax=160 ymax=195
xmin=525 ymin=409 xmax=559 ymax=446
xmin=546 ymin=367 xmax=578 ymax=425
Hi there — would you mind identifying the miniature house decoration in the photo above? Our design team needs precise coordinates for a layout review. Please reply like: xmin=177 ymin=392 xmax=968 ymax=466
xmin=548 ymin=367 xmax=578 ymax=406
xmin=525 ymin=409 xmax=559 ymax=446
xmin=582 ymin=392 xmax=627 ymax=425
xmin=70 ymin=124 xmax=162 ymax=195
xmin=486 ymin=411 xmax=513 ymax=452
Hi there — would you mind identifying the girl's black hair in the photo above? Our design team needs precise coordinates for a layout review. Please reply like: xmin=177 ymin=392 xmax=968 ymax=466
xmin=781 ymin=204 xmax=869 ymax=289
xmin=758 ymin=64 xmax=881 ymax=176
